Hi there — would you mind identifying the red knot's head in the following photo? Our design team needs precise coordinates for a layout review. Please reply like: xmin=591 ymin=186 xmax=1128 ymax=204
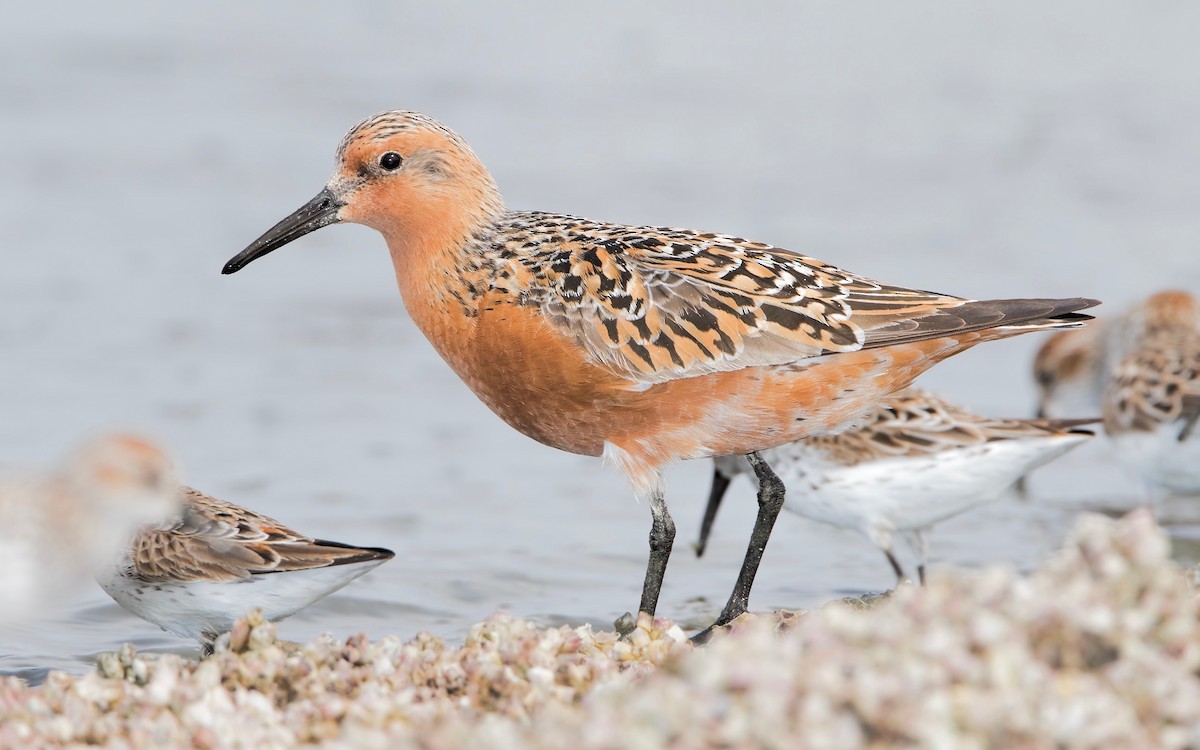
xmin=225 ymin=110 xmax=503 ymax=275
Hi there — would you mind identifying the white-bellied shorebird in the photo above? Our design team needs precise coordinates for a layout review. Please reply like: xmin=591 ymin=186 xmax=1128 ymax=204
xmin=97 ymin=486 xmax=393 ymax=651
xmin=695 ymin=389 xmax=1096 ymax=584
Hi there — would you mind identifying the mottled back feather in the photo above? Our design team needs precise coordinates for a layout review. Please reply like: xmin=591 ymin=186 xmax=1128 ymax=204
xmin=1104 ymin=331 xmax=1200 ymax=440
xmin=804 ymin=389 xmax=1098 ymax=467
xmin=129 ymin=488 xmax=393 ymax=582
xmin=482 ymin=212 xmax=1096 ymax=384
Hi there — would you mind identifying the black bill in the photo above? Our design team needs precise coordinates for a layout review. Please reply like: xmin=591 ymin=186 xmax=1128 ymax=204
xmin=223 ymin=187 xmax=344 ymax=275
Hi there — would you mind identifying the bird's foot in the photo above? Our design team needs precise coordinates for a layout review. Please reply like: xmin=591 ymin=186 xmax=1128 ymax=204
xmin=689 ymin=599 xmax=749 ymax=645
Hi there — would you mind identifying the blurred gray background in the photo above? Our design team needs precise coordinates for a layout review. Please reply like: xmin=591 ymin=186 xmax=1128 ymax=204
xmin=2 ymin=1 xmax=1198 ymax=676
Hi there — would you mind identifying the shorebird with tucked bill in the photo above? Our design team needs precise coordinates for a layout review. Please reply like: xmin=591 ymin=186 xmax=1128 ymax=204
xmin=223 ymin=110 xmax=1097 ymax=638
xmin=694 ymin=389 xmax=1096 ymax=584
xmin=97 ymin=486 xmax=394 ymax=651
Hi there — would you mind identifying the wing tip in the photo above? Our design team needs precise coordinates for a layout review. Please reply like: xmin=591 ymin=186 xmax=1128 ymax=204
xmin=977 ymin=297 xmax=1103 ymax=332
xmin=309 ymin=539 xmax=396 ymax=566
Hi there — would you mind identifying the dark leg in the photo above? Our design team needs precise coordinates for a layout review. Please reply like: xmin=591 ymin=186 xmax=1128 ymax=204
xmin=693 ymin=463 xmax=732 ymax=558
xmin=883 ymin=548 xmax=905 ymax=582
xmin=637 ymin=483 xmax=676 ymax=618
xmin=692 ymin=451 xmax=785 ymax=643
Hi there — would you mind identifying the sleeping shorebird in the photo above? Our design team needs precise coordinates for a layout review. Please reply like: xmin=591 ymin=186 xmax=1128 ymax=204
xmin=1033 ymin=290 xmax=1200 ymax=498
xmin=97 ymin=486 xmax=394 ymax=651
xmin=222 ymin=110 xmax=1096 ymax=638
xmin=0 ymin=435 xmax=181 ymax=624
xmin=693 ymin=389 xmax=1096 ymax=584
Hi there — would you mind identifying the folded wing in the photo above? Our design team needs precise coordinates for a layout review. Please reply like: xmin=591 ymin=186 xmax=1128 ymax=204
xmin=129 ymin=488 xmax=392 ymax=582
xmin=512 ymin=214 xmax=1096 ymax=384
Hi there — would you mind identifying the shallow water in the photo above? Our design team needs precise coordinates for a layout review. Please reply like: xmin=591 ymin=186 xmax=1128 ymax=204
xmin=2 ymin=2 xmax=1200 ymax=679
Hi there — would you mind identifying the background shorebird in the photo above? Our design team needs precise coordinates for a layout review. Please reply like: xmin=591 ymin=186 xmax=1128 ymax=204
xmin=694 ymin=389 xmax=1096 ymax=584
xmin=0 ymin=435 xmax=181 ymax=625
xmin=1033 ymin=322 xmax=1110 ymax=421
xmin=1034 ymin=290 xmax=1200 ymax=500
xmin=223 ymin=110 xmax=1097 ymax=637
xmin=1102 ymin=291 xmax=1200 ymax=497
xmin=97 ymin=486 xmax=394 ymax=652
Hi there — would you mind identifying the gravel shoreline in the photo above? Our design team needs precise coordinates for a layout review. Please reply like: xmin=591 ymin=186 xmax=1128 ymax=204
xmin=2 ymin=509 xmax=1197 ymax=749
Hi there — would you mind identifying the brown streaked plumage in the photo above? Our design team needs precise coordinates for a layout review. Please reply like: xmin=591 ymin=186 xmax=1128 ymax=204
xmin=791 ymin=389 xmax=1098 ymax=467
xmin=1105 ymin=338 xmax=1200 ymax=440
xmin=129 ymin=488 xmax=393 ymax=581
xmin=97 ymin=487 xmax=394 ymax=647
xmin=223 ymin=110 xmax=1098 ymax=636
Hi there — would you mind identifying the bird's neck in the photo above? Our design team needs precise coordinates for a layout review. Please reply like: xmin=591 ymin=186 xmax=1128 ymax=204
xmin=381 ymin=202 xmax=504 ymax=356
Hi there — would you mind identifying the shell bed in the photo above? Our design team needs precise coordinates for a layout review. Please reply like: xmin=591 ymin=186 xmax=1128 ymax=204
xmin=2 ymin=510 xmax=1198 ymax=749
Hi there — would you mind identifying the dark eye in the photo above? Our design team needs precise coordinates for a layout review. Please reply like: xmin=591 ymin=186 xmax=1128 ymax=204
xmin=379 ymin=152 xmax=403 ymax=171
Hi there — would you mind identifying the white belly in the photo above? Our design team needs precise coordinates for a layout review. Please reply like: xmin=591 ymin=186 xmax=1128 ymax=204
xmin=96 ymin=560 xmax=387 ymax=642
xmin=1110 ymin=424 xmax=1200 ymax=494
xmin=774 ymin=434 xmax=1090 ymax=538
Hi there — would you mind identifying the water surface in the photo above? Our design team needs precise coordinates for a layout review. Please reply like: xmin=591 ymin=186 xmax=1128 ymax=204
xmin=2 ymin=2 xmax=1199 ymax=678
